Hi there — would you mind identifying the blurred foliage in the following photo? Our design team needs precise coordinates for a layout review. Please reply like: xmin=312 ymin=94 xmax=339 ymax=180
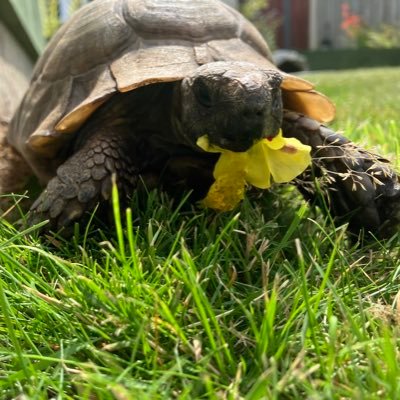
xmin=239 ymin=0 xmax=278 ymax=50
xmin=364 ymin=24 xmax=400 ymax=48
xmin=341 ymin=2 xmax=400 ymax=49
xmin=39 ymin=0 xmax=88 ymax=39
xmin=39 ymin=0 xmax=59 ymax=39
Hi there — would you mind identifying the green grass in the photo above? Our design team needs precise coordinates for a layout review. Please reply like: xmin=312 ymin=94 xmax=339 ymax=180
xmin=303 ymin=67 xmax=400 ymax=163
xmin=1 ymin=67 xmax=400 ymax=399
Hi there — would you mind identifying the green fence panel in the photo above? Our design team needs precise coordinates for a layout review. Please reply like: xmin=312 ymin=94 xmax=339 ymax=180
xmin=9 ymin=0 xmax=46 ymax=54
xmin=304 ymin=48 xmax=400 ymax=70
xmin=0 ymin=0 xmax=45 ymax=59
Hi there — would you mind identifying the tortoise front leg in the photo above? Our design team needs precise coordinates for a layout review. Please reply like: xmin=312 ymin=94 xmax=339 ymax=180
xmin=29 ymin=128 xmax=139 ymax=232
xmin=282 ymin=111 xmax=400 ymax=238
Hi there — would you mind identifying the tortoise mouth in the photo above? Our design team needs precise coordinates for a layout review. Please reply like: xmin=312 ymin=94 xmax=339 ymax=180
xmin=214 ymin=138 xmax=256 ymax=152
xmin=211 ymin=129 xmax=279 ymax=153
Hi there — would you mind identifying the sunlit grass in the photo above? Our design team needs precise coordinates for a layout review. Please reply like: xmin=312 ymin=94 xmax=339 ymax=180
xmin=0 ymin=67 xmax=400 ymax=399
xmin=304 ymin=67 xmax=400 ymax=125
xmin=304 ymin=67 xmax=400 ymax=159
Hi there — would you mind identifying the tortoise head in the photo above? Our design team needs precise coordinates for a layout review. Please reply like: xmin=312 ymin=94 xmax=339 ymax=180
xmin=173 ymin=61 xmax=283 ymax=152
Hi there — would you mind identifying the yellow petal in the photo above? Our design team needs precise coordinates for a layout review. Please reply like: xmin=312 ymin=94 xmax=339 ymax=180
xmin=214 ymin=150 xmax=248 ymax=178
xmin=201 ymin=174 xmax=246 ymax=211
xmin=197 ymin=131 xmax=311 ymax=212
xmin=267 ymin=137 xmax=311 ymax=183
xmin=201 ymin=150 xmax=249 ymax=211
xmin=265 ymin=129 xmax=285 ymax=150
xmin=196 ymin=135 xmax=211 ymax=151
xmin=245 ymin=140 xmax=272 ymax=189
xmin=196 ymin=135 xmax=223 ymax=153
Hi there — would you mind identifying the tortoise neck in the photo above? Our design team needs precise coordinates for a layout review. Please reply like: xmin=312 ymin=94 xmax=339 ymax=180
xmin=73 ymin=82 xmax=177 ymax=152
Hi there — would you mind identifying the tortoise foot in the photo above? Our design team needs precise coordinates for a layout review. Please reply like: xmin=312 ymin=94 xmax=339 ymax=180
xmin=282 ymin=111 xmax=400 ymax=239
xmin=28 ymin=131 xmax=138 ymax=232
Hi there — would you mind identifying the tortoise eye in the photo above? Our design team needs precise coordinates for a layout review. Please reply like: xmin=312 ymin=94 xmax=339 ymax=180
xmin=193 ymin=79 xmax=213 ymax=108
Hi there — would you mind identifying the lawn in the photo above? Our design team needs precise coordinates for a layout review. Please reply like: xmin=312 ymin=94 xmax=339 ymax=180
xmin=1 ymin=67 xmax=400 ymax=399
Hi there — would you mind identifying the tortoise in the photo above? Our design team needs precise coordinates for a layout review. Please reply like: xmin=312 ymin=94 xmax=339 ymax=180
xmin=3 ymin=0 xmax=400 ymax=237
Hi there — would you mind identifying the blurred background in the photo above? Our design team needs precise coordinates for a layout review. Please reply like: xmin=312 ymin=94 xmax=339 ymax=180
xmin=239 ymin=0 xmax=400 ymax=71
xmin=1 ymin=0 xmax=399 ymax=78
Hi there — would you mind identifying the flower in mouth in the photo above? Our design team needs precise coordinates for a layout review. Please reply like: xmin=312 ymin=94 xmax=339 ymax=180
xmin=196 ymin=129 xmax=312 ymax=212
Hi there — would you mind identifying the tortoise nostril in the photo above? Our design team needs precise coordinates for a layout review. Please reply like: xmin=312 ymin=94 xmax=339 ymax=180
xmin=242 ymin=108 xmax=265 ymax=120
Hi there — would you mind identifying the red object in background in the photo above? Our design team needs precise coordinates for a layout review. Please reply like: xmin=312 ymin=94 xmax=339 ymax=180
xmin=268 ymin=0 xmax=310 ymax=50
xmin=341 ymin=2 xmax=362 ymax=31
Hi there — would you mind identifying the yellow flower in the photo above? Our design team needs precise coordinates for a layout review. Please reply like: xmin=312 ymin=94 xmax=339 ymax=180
xmin=197 ymin=130 xmax=311 ymax=212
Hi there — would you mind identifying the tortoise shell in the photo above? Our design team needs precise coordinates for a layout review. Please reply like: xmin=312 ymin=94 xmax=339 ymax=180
xmin=8 ymin=0 xmax=334 ymax=180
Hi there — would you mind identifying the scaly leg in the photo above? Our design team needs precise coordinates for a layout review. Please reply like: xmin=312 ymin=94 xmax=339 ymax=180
xmin=29 ymin=127 xmax=139 ymax=231
xmin=282 ymin=111 xmax=400 ymax=238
